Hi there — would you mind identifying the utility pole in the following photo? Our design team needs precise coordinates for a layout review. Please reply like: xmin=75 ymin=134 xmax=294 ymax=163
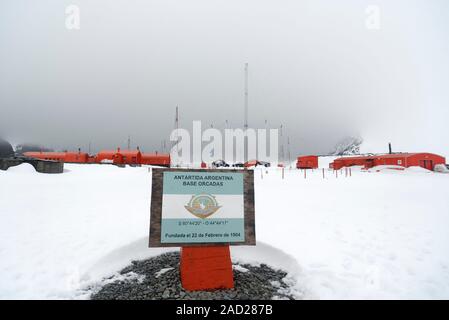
xmin=127 ymin=135 xmax=131 ymax=150
xmin=287 ymin=136 xmax=291 ymax=168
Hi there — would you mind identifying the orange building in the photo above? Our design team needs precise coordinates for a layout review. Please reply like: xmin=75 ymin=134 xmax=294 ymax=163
xmin=26 ymin=148 xmax=171 ymax=167
xmin=141 ymin=153 xmax=171 ymax=167
xmin=96 ymin=148 xmax=141 ymax=165
xmin=331 ymin=153 xmax=445 ymax=171
xmin=24 ymin=151 xmax=89 ymax=163
xmin=244 ymin=160 xmax=258 ymax=168
xmin=296 ymin=155 xmax=318 ymax=169
xmin=95 ymin=149 xmax=170 ymax=166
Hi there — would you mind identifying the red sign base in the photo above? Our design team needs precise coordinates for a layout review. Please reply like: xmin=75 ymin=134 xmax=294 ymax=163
xmin=180 ymin=245 xmax=234 ymax=291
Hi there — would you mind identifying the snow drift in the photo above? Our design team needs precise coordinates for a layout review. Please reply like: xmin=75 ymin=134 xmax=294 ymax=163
xmin=1 ymin=163 xmax=449 ymax=299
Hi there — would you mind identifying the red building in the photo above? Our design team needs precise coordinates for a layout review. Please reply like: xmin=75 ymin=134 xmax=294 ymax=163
xmin=331 ymin=153 xmax=446 ymax=171
xmin=141 ymin=153 xmax=171 ymax=167
xmin=96 ymin=149 xmax=170 ymax=166
xmin=25 ymin=148 xmax=171 ymax=167
xmin=296 ymin=155 xmax=318 ymax=169
xmin=96 ymin=148 xmax=141 ymax=165
xmin=244 ymin=160 xmax=258 ymax=168
xmin=24 ymin=151 xmax=89 ymax=163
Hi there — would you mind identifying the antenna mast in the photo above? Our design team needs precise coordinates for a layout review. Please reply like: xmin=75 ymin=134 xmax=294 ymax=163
xmin=280 ymin=124 xmax=284 ymax=164
xmin=244 ymin=63 xmax=248 ymax=130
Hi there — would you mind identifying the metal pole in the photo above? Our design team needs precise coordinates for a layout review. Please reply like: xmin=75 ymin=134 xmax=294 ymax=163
xmin=244 ymin=63 xmax=248 ymax=130
xmin=280 ymin=124 xmax=284 ymax=164
xmin=244 ymin=63 xmax=248 ymax=163
xmin=176 ymin=105 xmax=179 ymax=166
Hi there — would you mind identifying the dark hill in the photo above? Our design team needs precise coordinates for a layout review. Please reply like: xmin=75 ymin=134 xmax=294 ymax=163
xmin=0 ymin=139 xmax=14 ymax=158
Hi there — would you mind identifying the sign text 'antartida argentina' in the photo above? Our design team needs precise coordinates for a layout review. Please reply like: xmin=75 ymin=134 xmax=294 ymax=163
xmin=174 ymin=173 xmax=234 ymax=187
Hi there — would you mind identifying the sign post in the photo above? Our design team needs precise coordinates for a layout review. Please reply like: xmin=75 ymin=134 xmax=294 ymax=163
xmin=149 ymin=169 xmax=255 ymax=291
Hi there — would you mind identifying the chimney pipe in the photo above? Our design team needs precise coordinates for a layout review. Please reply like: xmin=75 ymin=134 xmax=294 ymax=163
xmin=388 ymin=143 xmax=392 ymax=154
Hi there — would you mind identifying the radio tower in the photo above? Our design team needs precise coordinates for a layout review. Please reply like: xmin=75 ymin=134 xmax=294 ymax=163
xmin=244 ymin=63 xmax=249 ymax=162
xmin=244 ymin=63 xmax=248 ymax=130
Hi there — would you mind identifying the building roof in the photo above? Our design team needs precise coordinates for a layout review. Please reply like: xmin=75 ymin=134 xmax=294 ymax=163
xmin=98 ymin=150 xmax=141 ymax=156
xmin=25 ymin=152 xmax=67 ymax=158
xmin=141 ymin=153 xmax=170 ymax=159
xmin=118 ymin=150 xmax=141 ymax=156
xmin=334 ymin=153 xmax=442 ymax=162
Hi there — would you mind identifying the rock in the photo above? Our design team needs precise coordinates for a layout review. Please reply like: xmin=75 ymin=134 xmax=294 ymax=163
xmin=89 ymin=251 xmax=297 ymax=300
xmin=162 ymin=289 xmax=170 ymax=299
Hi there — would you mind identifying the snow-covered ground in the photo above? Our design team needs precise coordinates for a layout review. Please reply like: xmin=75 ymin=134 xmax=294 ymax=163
xmin=1 ymin=161 xmax=449 ymax=299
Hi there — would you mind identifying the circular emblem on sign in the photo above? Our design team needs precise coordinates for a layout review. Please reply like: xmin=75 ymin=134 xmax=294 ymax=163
xmin=184 ymin=193 xmax=221 ymax=219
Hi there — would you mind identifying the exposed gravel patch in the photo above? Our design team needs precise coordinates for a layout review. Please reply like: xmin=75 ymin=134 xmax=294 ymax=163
xmin=89 ymin=252 xmax=297 ymax=300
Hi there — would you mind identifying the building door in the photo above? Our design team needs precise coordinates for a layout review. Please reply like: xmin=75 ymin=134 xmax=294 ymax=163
xmin=419 ymin=160 xmax=433 ymax=170
xmin=366 ymin=159 xmax=374 ymax=168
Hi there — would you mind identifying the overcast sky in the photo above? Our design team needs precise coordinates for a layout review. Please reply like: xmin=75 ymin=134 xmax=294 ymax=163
xmin=0 ymin=0 xmax=448 ymax=156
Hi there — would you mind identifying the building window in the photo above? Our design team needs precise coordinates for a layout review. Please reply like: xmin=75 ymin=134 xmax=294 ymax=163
xmin=398 ymin=160 xmax=402 ymax=165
